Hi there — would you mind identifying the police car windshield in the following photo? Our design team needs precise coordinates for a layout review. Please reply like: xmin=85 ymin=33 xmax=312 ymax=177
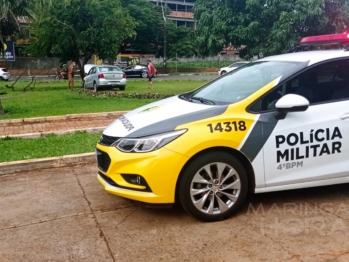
xmin=188 ymin=61 xmax=301 ymax=105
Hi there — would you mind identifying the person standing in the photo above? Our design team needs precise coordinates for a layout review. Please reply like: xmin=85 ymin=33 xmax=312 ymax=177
xmin=68 ymin=61 xmax=76 ymax=89
xmin=147 ymin=59 xmax=156 ymax=89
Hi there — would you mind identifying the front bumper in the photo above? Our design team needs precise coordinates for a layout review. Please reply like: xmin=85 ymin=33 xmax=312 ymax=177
xmin=96 ymin=144 xmax=189 ymax=204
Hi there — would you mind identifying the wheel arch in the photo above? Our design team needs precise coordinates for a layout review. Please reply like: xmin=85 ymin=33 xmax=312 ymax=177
xmin=175 ymin=146 xmax=256 ymax=203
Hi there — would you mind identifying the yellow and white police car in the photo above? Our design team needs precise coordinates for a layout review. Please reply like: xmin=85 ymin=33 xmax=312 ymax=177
xmin=96 ymin=33 xmax=349 ymax=222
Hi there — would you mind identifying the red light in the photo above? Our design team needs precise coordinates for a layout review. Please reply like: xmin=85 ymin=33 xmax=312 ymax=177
xmin=299 ymin=33 xmax=349 ymax=45
xmin=98 ymin=73 xmax=104 ymax=79
xmin=123 ymin=73 xmax=126 ymax=78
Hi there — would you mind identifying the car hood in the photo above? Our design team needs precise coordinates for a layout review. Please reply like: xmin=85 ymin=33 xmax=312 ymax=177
xmin=103 ymin=96 xmax=228 ymax=138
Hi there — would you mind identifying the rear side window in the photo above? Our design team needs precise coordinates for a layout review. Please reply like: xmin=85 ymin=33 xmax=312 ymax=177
xmin=1 ymin=68 xmax=8 ymax=72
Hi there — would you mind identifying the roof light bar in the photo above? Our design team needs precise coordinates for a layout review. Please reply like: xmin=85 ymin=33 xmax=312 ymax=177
xmin=299 ymin=33 xmax=349 ymax=46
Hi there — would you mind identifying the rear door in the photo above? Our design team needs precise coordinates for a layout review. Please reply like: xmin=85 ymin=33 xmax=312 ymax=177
xmin=261 ymin=58 xmax=349 ymax=187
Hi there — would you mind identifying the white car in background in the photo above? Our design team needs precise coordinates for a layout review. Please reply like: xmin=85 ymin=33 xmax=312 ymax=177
xmin=0 ymin=68 xmax=11 ymax=81
xmin=218 ymin=61 xmax=249 ymax=75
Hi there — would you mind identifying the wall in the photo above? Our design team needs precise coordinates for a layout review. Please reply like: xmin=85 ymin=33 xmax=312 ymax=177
xmin=139 ymin=54 xmax=242 ymax=65
xmin=0 ymin=57 xmax=61 ymax=69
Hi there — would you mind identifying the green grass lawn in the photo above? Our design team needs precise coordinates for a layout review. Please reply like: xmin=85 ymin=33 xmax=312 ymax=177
xmin=0 ymin=79 xmax=208 ymax=119
xmin=0 ymin=131 xmax=102 ymax=162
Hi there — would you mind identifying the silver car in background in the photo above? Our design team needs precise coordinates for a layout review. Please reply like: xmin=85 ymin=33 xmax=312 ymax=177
xmin=83 ymin=65 xmax=126 ymax=92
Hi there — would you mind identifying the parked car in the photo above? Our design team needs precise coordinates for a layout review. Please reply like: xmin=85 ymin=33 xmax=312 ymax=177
xmin=0 ymin=68 xmax=11 ymax=81
xmin=83 ymin=65 xmax=126 ymax=92
xmin=218 ymin=61 xmax=249 ymax=75
xmin=95 ymin=46 xmax=349 ymax=222
xmin=123 ymin=64 xmax=149 ymax=78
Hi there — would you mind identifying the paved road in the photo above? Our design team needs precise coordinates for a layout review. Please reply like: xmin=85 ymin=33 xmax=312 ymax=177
xmin=1 ymin=163 xmax=349 ymax=261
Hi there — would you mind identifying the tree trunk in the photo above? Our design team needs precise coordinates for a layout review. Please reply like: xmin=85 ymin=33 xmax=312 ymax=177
xmin=0 ymin=100 xmax=4 ymax=115
xmin=79 ymin=52 xmax=92 ymax=79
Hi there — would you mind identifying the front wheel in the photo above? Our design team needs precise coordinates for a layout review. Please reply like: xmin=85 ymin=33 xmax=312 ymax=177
xmin=179 ymin=151 xmax=248 ymax=222
xmin=220 ymin=71 xmax=227 ymax=75
xmin=141 ymin=71 xmax=148 ymax=78
xmin=93 ymin=82 xmax=98 ymax=92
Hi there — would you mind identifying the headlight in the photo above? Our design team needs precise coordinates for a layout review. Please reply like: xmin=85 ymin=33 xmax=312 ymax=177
xmin=113 ymin=129 xmax=187 ymax=153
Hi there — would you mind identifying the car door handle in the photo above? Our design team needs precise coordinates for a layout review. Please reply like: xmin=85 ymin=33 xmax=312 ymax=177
xmin=340 ymin=113 xmax=349 ymax=120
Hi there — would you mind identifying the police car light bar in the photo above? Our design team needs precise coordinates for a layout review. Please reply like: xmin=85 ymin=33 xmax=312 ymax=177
xmin=299 ymin=32 xmax=349 ymax=46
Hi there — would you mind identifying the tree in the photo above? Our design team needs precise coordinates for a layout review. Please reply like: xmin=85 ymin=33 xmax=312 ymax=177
xmin=0 ymin=0 xmax=51 ymax=48
xmin=195 ymin=0 xmax=349 ymax=58
xmin=29 ymin=0 xmax=137 ymax=77
xmin=120 ymin=0 xmax=199 ymax=59
xmin=167 ymin=26 xmax=199 ymax=58
xmin=0 ymin=0 xmax=51 ymax=115
xmin=120 ymin=0 xmax=165 ymax=55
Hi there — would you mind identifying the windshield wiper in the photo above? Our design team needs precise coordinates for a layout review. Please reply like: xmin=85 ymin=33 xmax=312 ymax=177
xmin=179 ymin=94 xmax=190 ymax=101
xmin=190 ymin=96 xmax=216 ymax=105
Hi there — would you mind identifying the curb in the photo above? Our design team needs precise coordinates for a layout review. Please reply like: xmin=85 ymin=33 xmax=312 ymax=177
xmin=0 ymin=111 xmax=127 ymax=127
xmin=0 ymin=152 xmax=95 ymax=176
xmin=0 ymin=127 xmax=105 ymax=139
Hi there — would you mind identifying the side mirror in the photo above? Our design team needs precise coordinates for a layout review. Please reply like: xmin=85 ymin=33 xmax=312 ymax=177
xmin=274 ymin=94 xmax=309 ymax=120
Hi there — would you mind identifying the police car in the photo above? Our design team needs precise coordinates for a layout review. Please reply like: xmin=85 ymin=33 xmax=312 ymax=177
xmin=96 ymin=32 xmax=349 ymax=222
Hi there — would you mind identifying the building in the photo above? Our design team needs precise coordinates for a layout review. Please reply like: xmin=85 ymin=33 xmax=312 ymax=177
xmin=149 ymin=0 xmax=196 ymax=28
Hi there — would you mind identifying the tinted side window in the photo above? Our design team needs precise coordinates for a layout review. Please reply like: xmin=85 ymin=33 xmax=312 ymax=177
xmin=285 ymin=60 xmax=349 ymax=104
xmin=255 ymin=59 xmax=349 ymax=112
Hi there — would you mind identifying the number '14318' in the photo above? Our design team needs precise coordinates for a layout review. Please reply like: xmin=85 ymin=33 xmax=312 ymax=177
xmin=207 ymin=121 xmax=246 ymax=133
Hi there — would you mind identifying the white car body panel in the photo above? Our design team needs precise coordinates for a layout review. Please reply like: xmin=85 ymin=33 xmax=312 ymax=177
xmin=263 ymin=100 xmax=349 ymax=187
xmin=104 ymin=96 xmax=212 ymax=137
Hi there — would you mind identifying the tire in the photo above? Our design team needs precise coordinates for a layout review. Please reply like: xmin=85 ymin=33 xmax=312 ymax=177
xmin=221 ymin=71 xmax=227 ymax=75
xmin=119 ymin=86 xmax=125 ymax=91
xmin=179 ymin=151 xmax=248 ymax=222
xmin=93 ymin=82 xmax=98 ymax=92
xmin=141 ymin=71 xmax=148 ymax=78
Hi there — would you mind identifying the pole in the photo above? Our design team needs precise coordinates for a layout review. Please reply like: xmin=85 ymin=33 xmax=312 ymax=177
xmin=163 ymin=0 xmax=167 ymax=73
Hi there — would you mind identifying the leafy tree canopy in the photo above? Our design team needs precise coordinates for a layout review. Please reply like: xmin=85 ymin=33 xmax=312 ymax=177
xmin=119 ymin=0 xmax=199 ymax=60
xmin=120 ymin=0 xmax=165 ymax=55
xmin=195 ymin=0 xmax=349 ymax=58
xmin=29 ymin=0 xmax=137 ymax=73
xmin=0 ymin=0 xmax=51 ymax=49
xmin=167 ymin=25 xmax=199 ymax=58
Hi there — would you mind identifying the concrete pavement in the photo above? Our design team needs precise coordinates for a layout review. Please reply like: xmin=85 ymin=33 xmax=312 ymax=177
xmin=1 ymin=163 xmax=349 ymax=261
